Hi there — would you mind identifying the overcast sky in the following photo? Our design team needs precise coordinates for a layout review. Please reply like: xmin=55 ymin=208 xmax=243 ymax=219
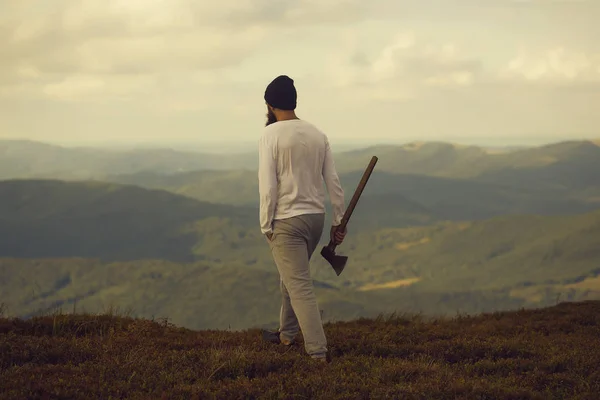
xmin=1 ymin=0 xmax=599 ymax=147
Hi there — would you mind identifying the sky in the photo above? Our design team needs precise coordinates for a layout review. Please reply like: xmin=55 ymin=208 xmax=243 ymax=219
xmin=1 ymin=0 xmax=599 ymax=148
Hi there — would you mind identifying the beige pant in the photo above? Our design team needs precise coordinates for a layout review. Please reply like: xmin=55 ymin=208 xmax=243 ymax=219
xmin=267 ymin=213 xmax=326 ymax=359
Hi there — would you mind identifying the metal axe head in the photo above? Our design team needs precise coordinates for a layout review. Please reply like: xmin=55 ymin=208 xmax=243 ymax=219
xmin=320 ymin=245 xmax=348 ymax=276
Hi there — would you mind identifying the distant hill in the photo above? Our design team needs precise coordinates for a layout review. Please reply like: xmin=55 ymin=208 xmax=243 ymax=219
xmin=2 ymin=138 xmax=600 ymax=184
xmin=338 ymin=170 xmax=599 ymax=220
xmin=313 ymin=209 xmax=600 ymax=294
xmin=332 ymin=139 xmax=600 ymax=178
xmin=334 ymin=142 xmax=489 ymax=177
xmin=2 ymin=254 xmax=598 ymax=332
xmin=107 ymin=169 xmax=259 ymax=206
xmin=0 ymin=140 xmax=257 ymax=180
xmin=0 ymin=179 xmax=435 ymax=266
xmin=0 ymin=180 xmax=256 ymax=262
xmin=1 ymin=179 xmax=599 ymax=330
xmin=474 ymin=142 xmax=600 ymax=191
xmin=109 ymin=168 xmax=600 ymax=222
xmin=1 ymin=253 xmax=599 ymax=333
xmin=102 ymin=139 xmax=600 ymax=217
xmin=1 ymin=178 xmax=598 ymax=278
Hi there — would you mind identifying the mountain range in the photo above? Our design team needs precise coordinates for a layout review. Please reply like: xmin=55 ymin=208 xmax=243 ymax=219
xmin=0 ymin=179 xmax=599 ymax=329
xmin=1 ymin=137 xmax=599 ymax=330
xmin=3 ymin=138 xmax=600 ymax=181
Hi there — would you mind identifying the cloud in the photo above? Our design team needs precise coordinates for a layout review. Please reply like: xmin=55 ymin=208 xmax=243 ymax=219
xmin=324 ymin=31 xmax=484 ymax=103
xmin=1 ymin=0 xmax=598 ymax=110
xmin=0 ymin=0 xmax=372 ymax=104
xmin=0 ymin=1 xmax=261 ymax=102
xmin=200 ymin=0 xmax=366 ymax=28
xmin=322 ymin=24 xmax=600 ymax=107
xmin=1 ymin=0 xmax=599 ymax=143
xmin=501 ymin=47 xmax=600 ymax=85
xmin=0 ymin=2 xmax=268 ymax=76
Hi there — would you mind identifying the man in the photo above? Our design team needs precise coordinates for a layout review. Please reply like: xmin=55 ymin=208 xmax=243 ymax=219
xmin=258 ymin=75 xmax=347 ymax=363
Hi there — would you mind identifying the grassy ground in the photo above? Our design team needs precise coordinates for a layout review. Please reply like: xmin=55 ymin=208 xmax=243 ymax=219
xmin=1 ymin=301 xmax=599 ymax=399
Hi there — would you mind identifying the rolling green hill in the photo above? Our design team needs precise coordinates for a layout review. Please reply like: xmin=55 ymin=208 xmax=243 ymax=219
xmin=3 ymin=139 xmax=599 ymax=224
xmin=0 ymin=180 xmax=256 ymax=262
xmin=476 ymin=155 xmax=600 ymax=193
xmin=333 ymin=142 xmax=490 ymax=177
xmin=107 ymin=169 xmax=260 ymax=206
xmin=332 ymin=140 xmax=600 ymax=178
xmin=3 ymin=138 xmax=599 ymax=184
xmin=0 ymin=257 xmax=570 ymax=331
xmin=0 ymin=140 xmax=257 ymax=180
xmin=338 ymin=170 xmax=599 ymax=220
xmin=109 ymin=168 xmax=599 ymax=222
xmin=0 ymin=179 xmax=435 ymax=267
xmin=1 ymin=180 xmax=599 ymax=330
xmin=1 ymin=179 xmax=599 ymax=292
xmin=316 ymin=210 xmax=600 ymax=292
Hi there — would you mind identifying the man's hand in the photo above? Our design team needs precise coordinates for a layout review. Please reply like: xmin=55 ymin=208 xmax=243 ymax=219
xmin=330 ymin=225 xmax=347 ymax=245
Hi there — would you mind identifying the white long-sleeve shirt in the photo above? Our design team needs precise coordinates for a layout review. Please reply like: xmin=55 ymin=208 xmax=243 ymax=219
xmin=258 ymin=119 xmax=346 ymax=235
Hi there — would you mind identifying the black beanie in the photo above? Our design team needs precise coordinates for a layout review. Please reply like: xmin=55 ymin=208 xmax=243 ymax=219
xmin=264 ymin=75 xmax=297 ymax=110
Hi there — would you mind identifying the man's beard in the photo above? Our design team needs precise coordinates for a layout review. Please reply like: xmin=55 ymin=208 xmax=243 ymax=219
xmin=265 ymin=109 xmax=277 ymax=126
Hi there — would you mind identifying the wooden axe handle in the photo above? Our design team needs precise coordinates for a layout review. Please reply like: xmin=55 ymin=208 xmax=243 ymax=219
xmin=330 ymin=156 xmax=378 ymax=243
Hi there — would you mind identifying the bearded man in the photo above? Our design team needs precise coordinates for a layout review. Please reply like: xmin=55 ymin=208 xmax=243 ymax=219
xmin=258 ymin=75 xmax=347 ymax=362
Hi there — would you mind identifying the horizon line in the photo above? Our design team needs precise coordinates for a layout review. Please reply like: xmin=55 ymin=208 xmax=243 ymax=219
xmin=0 ymin=135 xmax=598 ymax=153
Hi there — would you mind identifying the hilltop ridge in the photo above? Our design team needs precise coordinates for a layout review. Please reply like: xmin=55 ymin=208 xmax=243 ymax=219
xmin=0 ymin=301 xmax=598 ymax=399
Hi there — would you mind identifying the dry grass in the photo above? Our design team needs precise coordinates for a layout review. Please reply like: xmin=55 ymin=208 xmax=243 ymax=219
xmin=509 ymin=287 xmax=547 ymax=303
xmin=401 ymin=141 xmax=428 ymax=151
xmin=566 ymin=276 xmax=600 ymax=291
xmin=1 ymin=301 xmax=600 ymax=399
xmin=510 ymin=278 xmax=600 ymax=303
xmin=395 ymin=237 xmax=431 ymax=251
xmin=358 ymin=278 xmax=422 ymax=291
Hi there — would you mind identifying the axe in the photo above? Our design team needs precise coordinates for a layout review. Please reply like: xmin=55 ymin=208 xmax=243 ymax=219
xmin=320 ymin=156 xmax=378 ymax=276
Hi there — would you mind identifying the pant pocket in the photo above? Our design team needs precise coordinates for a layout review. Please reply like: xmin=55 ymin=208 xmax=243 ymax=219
xmin=266 ymin=231 xmax=276 ymax=245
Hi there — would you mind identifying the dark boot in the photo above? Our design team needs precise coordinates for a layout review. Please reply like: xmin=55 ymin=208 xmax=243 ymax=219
xmin=262 ymin=329 xmax=294 ymax=346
